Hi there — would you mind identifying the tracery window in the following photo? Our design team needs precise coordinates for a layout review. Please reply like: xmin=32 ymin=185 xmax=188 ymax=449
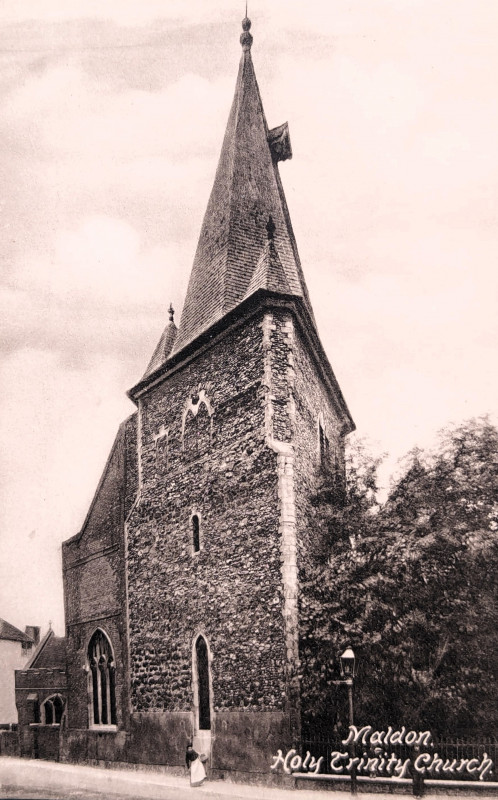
xmin=88 ymin=629 xmax=117 ymax=727
xmin=41 ymin=694 xmax=64 ymax=725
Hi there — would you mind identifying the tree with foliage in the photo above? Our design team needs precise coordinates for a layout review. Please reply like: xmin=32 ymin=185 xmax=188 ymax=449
xmin=300 ymin=417 xmax=498 ymax=738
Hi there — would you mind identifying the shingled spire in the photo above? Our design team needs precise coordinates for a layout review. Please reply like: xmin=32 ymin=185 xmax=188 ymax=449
xmin=170 ymin=15 xmax=315 ymax=357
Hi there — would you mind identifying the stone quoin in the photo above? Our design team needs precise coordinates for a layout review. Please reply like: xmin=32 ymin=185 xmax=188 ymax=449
xmin=15 ymin=15 xmax=354 ymax=780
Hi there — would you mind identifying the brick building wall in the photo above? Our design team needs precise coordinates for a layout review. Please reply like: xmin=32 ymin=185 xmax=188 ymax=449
xmin=62 ymin=415 xmax=137 ymax=746
xmin=16 ymin=668 xmax=67 ymax=759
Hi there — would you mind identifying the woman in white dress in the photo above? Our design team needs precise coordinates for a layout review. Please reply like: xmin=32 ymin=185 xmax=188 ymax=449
xmin=186 ymin=743 xmax=207 ymax=787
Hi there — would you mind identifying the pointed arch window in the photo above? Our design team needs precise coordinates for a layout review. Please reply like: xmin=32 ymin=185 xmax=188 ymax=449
xmin=41 ymin=694 xmax=64 ymax=725
xmin=88 ymin=629 xmax=117 ymax=727
xmin=194 ymin=635 xmax=211 ymax=731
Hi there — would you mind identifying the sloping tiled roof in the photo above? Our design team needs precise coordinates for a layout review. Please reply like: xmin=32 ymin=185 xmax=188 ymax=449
xmin=27 ymin=629 xmax=66 ymax=669
xmin=167 ymin=17 xmax=315 ymax=359
xmin=0 ymin=618 xmax=33 ymax=643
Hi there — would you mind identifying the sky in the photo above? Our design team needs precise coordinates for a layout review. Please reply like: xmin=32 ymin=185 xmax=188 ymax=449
xmin=0 ymin=0 xmax=497 ymax=635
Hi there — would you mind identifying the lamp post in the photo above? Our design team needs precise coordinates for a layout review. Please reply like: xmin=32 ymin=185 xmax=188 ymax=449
xmin=340 ymin=647 xmax=357 ymax=796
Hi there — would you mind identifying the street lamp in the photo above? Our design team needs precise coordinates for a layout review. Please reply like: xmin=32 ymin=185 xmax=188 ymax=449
xmin=340 ymin=647 xmax=356 ymax=795
xmin=340 ymin=647 xmax=356 ymax=681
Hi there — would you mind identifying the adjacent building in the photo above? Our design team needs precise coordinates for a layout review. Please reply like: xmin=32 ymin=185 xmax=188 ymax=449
xmin=0 ymin=619 xmax=39 ymax=724
xmin=15 ymin=629 xmax=66 ymax=760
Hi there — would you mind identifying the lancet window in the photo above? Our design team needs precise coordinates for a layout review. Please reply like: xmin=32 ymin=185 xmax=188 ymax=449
xmin=154 ymin=426 xmax=169 ymax=474
xmin=318 ymin=420 xmax=331 ymax=471
xmin=183 ymin=409 xmax=198 ymax=459
xmin=192 ymin=514 xmax=201 ymax=553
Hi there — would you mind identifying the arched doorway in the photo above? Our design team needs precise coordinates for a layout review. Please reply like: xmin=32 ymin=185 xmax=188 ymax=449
xmin=192 ymin=634 xmax=212 ymax=758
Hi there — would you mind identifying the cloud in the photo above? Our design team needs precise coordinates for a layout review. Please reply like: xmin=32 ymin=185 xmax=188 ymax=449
xmin=0 ymin=53 xmax=232 ymax=262
xmin=2 ymin=56 xmax=231 ymax=159
xmin=0 ymin=58 xmax=232 ymax=365
xmin=1 ymin=216 xmax=190 ymax=369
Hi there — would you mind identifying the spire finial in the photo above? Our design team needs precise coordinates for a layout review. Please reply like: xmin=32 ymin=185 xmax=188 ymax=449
xmin=168 ymin=302 xmax=175 ymax=323
xmin=240 ymin=11 xmax=253 ymax=52
xmin=266 ymin=215 xmax=276 ymax=240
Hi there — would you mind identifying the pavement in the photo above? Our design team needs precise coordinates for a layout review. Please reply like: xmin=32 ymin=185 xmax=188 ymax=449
xmin=0 ymin=757 xmax=496 ymax=800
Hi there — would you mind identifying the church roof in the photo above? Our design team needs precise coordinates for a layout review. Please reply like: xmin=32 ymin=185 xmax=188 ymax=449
xmin=0 ymin=618 xmax=33 ymax=644
xmin=26 ymin=629 xmax=66 ymax=670
xmin=148 ymin=16 xmax=315 ymax=368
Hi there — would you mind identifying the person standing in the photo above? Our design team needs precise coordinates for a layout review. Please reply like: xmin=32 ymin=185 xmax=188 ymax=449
xmin=186 ymin=743 xmax=207 ymax=787
xmin=409 ymin=746 xmax=425 ymax=797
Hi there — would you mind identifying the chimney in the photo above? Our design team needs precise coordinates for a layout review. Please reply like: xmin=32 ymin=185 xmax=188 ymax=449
xmin=25 ymin=626 xmax=40 ymax=645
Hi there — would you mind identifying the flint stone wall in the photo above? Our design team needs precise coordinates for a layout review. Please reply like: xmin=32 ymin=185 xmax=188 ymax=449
xmin=126 ymin=314 xmax=288 ymax=714
xmin=292 ymin=321 xmax=346 ymax=724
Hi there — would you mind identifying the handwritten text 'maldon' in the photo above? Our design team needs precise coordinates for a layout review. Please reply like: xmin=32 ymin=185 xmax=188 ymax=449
xmin=270 ymin=726 xmax=494 ymax=781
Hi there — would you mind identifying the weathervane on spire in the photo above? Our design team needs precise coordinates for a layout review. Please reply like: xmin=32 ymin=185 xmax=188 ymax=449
xmin=168 ymin=303 xmax=175 ymax=323
xmin=240 ymin=7 xmax=253 ymax=52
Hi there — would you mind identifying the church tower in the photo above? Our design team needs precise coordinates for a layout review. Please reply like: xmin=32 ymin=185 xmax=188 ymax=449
xmin=52 ymin=14 xmax=354 ymax=781
xmin=125 ymin=15 xmax=354 ymax=774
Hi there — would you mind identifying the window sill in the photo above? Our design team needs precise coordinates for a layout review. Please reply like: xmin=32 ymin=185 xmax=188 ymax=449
xmin=89 ymin=724 xmax=118 ymax=733
xmin=29 ymin=723 xmax=60 ymax=727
